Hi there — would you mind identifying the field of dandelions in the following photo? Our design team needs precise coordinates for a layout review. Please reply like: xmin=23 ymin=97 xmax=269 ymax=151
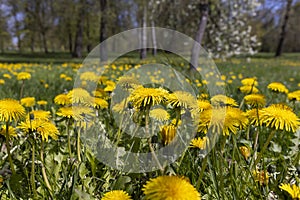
xmin=0 ymin=53 xmax=300 ymax=199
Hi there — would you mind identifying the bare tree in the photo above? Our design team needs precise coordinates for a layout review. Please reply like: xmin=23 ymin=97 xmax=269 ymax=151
xmin=190 ymin=1 xmax=209 ymax=69
xmin=140 ymin=4 xmax=147 ymax=59
xmin=7 ymin=0 xmax=23 ymax=52
xmin=100 ymin=0 xmax=108 ymax=61
xmin=73 ymin=0 xmax=85 ymax=58
xmin=149 ymin=0 xmax=157 ymax=56
xmin=275 ymin=0 xmax=293 ymax=57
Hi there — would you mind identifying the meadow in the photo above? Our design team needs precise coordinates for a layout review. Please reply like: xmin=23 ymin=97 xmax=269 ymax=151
xmin=0 ymin=52 xmax=300 ymax=199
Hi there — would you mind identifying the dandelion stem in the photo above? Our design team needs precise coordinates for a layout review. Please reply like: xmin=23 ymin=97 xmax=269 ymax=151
xmin=239 ymin=98 xmax=244 ymax=109
xmin=40 ymin=140 xmax=52 ymax=193
xmin=77 ymin=126 xmax=82 ymax=162
xmin=196 ymin=156 xmax=208 ymax=189
xmin=220 ymin=135 xmax=227 ymax=154
xmin=254 ymin=130 xmax=276 ymax=166
xmin=115 ymin=98 xmax=128 ymax=145
xmin=20 ymin=80 xmax=25 ymax=99
xmin=66 ymin=118 xmax=72 ymax=158
xmin=5 ymin=121 xmax=15 ymax=174
xmin=31 ymin=138 xmax=37 ymax=198
xmin=253 ymin=107 xmax=260 ymax=160
xmin=145 ymin=107 xmax=164 ymax=173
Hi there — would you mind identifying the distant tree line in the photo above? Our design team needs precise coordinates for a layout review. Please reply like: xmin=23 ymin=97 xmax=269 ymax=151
xmin=0 ymin=0 xmax=299 ymax=58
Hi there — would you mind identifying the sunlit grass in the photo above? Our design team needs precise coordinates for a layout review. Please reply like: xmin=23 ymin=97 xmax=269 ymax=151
xmin=0 ymin=53 xmax=299 ymax=199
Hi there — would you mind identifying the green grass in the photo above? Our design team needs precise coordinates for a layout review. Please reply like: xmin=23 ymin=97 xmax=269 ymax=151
xmin=0 ymin=52 xmax=300 ymax=199
xmin=0 ymin=52 xmax=84 ymax=64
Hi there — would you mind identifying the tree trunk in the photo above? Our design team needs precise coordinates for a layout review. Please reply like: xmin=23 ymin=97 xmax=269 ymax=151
xmin=73 ymin=0 xmax=85 ymax=58
xmin=0 ymin=38 xmax=4 ymax=53
xmin=86 ymin=11 xmax=92 ymax=53
xmin=30 ymin=33 xmax=35 ymax=53
xmin=151 ymin=20 xmax=157 ymax=56
xmin=14 ymin=18 xmax=22 ymax=53
xmin=41 ymin=29 xmax=48 ymax=53
xmin=275 ymin=0 xmax=293 ymax=57
xmin=190 ymin=2 xmax=209 ymax=69
xmin=17 ymin=33 xmax=22 ymax=53
xmin=140 ymin=5 xmax=147 ymax=59
xmin=68 ymin=27 xmax=73 ymax=54
xmin=100 ymin=0 xmax=107 ymax=61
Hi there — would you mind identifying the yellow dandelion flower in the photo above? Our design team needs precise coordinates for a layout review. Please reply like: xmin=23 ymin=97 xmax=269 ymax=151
xmin=0 ymin=79 xmax=5 ymax=84
xmin=267 ymin=82 xmax=289 ymax=94
xmin=80 ymin=71 xmax=99 ymax=82
xmin=197 ymin=100 xmax=212 ymax=112
xmin=17 ymin=72 xmax=31 ymax=80
xmin=244 ymin=94 xmax=266 ymax=107
xmin=239 ymin=146 xmax=251 ymax=160
xmin=171 ymin=118 xmax=182 ymax=126
xmin=60 ymin=73 xmax=67 ymax=79
xmin=246 ymin=109 xmax=262 ymax=126
xmin=105 ymin=80 xmax=116 ymax=87
xmin=198 ymin=93 xmax=209 ymax=100
xmin=93 ymin=98 xmax=108 ymax=109
xmin=241 ymin=77 xmax=258 ymax=86
xmin=288 ymin=90 xmax=300 ymax=101
xmin=30 ymin=110 xmax=51 ymax=120
xmin=129 ymin=86 xmax=169 ymax=108
xmin=104 ymin=80 xmax=116 ymax=92
xmin=21 ymin=97 xmax=35 ymax=107
xmin=65 ymin=76 xmax=72 ymax=81
xmin=211 ymin=95 xmax=238 ymax=107
xmin=93 ymin=89 xmax=107 ymax=99
xmin=3 ymin=73 xmax=11 ymax=79
xmin=160 ymin=124 xmax=176 ymax=145
xmin=238 ymin=73 xmax=243 ymax=79
xmin=102 ymin=190 xmax=132 ymax=200
xmin=117 ymin=76 xmax=141 ymax=90
xmin=252 ymin=170 xmax=269 ymax=185
xmin=226 ymin=107 xmax=249 ymax=129
xmin=198 ymin=108 xmax=225 ymax=135
xmin=56 ymin=106 xmax=94 ymax=121
xmin=98 ymin=76 xmax=108 ymax=85
xmin=167 ymin=91 xmax=197 ymax=109
xmin=0 ymin=99 xmax=25 ymax=122
xmin=54 ymin=94 xmax=71 ymax=105
xmin=68 ymin=88 xmax=92 ymax=105
xmin=72 ymin=106 xmax=95 ymax=117
xmin=18 ymin=119 xmax=59 ymax=141
xmin=56 ymin=107 xmax=76 ymax=119
xmin=279 ymin=183 xmax=300 ymax=199
xmin=150 ymin=108 xmax=170 ymax=121
xmin=0 ymin=125 xmax=17 ymax=137
xmin=104 ymin=85 xmax=116 ymax=92
xmin=198 ymin=107 xmax=248 ymax=136
xmin=143 ymin=176 xmax=201 ymax=200
xmin=239 ymin=85 xmax=259 ymax=94
xmin=37 ymin=100 xmax=48 ymax=105
xmin=260 ymin=104 xmax=300 ymax=132
xmin=190 ymin=137 xmax=208 ymax=150
xmin=202 ymin=80 xmax=208 ymax=85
